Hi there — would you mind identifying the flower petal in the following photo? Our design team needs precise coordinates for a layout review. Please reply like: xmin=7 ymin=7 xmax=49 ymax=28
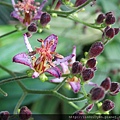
xmin=33 ymin=0 xmax=47 ymax=20
xmin=32 ymin=71 xmax=39 ymax=78
xmin=11 ymin=11 xmax=23 ymax=22
xmin=44 ymin=34 xmax=58 ymax=52
xmin=69 ymin=81 xmax=80 ymax=93
xmin=54 ymin=54 xmax=75 ymax=65
xmin=50 ymin=77 xmax=64 ymax=83
xmin=46 ymin=67 xmax=61 ymax=78
xmin=24 ymin=34 xmax=33 ymax=52
xmin=13 ymin=53 xmax=33 ymax=68
xmin=60 ymin=62 xmax=70 ymax=74
xmin=87 ymin=81 xmax=98 ymax=87
xmin=69 ymin=46 xmax=76 ymax=64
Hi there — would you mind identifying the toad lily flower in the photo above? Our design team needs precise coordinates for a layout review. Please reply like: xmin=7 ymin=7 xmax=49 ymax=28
xmin=13 ymin=34 xmax=74 ymax=78
xmin=50 ymin=46 xmax=81 ymax=93
xmin=11 ymin=0 xmax=48 ymax=26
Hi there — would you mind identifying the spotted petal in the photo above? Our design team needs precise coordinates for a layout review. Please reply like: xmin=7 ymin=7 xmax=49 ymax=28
xmin=50 ymin=77 xmax=65 ymax=83
xmin=24 ymin=34 xmax=33 ymax=52
xmin=46 ymin=67 xmax=61 ymax=78
xmin=11 ymin=11 xmax=23 ymax=22
xmin=69 ymin=46 xmax=76 ymax=65
xmin=13 ymin=53 xmax=33 ymax=68
xmin=69 ymin=81 xmax=80 ymax=93
xmin=44 ymin=34 xmax=58 ymax=52
xmin=60 ymin=62 xmax=70 ymax=74
xmin=33 ymin=0 xmax=47 ymax=20
xmin=32 ymin=71 xmax=40 ymax=78
xmin=54 ymin=54 xmax=75 ymax=65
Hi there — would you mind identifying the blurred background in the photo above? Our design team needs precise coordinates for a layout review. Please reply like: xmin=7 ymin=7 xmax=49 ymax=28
xmin=0 ymin=0 xmax=120 ymax=119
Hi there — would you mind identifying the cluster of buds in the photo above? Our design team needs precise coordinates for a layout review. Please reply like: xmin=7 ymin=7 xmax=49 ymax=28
xmin=87 ymin=77 xmax=120 ymax=112
xmin=96 ymin=12 xmax=120 ymax=39
xmin=49 ymin=41 xmax=104 ymax=93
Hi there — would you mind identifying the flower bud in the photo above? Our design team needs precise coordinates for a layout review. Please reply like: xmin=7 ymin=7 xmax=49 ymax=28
xmin=110 ymin=82 xmax=120 ymax=95
xmin=19 ymin=106 xmax=32 ymax=120
xmin=102 ymin=99 xmax=115 ymax=111
xmin=40 ymin=12 xmax=51 ymax=26
xmin=88 ymin=42 xmax=104 ymax=58
xmin=27 ymin=23 xmax=37 ymax=32
xmin=52 ymin=0 xmax=62 ymax=10
xmin=75 ymin=0 xmax=87 ymax=7
xmin=105 ymin=28 xmax=115 ymax=39
xmin=82 ymin=68 xmax=94 ymax=81
xmin=100 ymin=77 xmax=111 ymax=91
xmin=86 ymin=58 xmax=96 ymax=68
xmin=114 ymin=28 xmax=120 ymax=35
xmin=86 ymin=103 xmax=94 ymax=112
xmin=96 ymin=13 xmax=106 ymax=24
xmin=72 ymin=61 xmax=83 ymax=74
xmin=70 ymin=110 xmax=85 ymax=120
xmin=0 ymin=111 xmax=10 ymax=120
xmin=90 ymin=87 xmax=105 ymax=101
xmin=105 ymin=12 xmax=116 ymax=25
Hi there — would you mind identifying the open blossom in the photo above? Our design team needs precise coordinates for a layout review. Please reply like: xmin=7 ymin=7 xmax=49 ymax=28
xmin=11 ymin=0 xmax=50 ymax=26
xmin=50 ymin=46 xmax=81 ymax=93
xmin=13 ymin=34 xmax=74 ymax=78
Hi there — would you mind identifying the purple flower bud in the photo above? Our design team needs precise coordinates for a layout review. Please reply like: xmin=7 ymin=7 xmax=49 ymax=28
xmin=40 ymin=12 xmax=51 ymax=26
xmin=72 ymin=61 xmax=83 ymax=74
xmin=86 ymin=103 xmax=94 ymax=112
xmin=113 ymin=28 xmax=120 ymax=35
xmin=105 ymin=12 xmax=116 ymax=25
xmin=96 ymin=13 xmax=106 ymax=24
xmin=82 ymin=68 xmax=94 ymax=81
xmin=75 ymin=0 xmax=87 ymax=7
xmin=70 ymin=110 xmax=85 ymax=120
xmin=110 ymin=82 xmax=120 ymax=95
xmin=102 ymin=99 xmax=115 ymax=111
xmin=90 ymin=87 xmax=105 ymax=101
xmin=105 ymin=28 xmax=115 ymax=39
xmin=0 ymin=111 xmax=10 ymax=120
xmin=100 ymin=77 xmax=111 ymax=91
xmin=52 ymin=0 xmax=62 ymax=10
xmin=19 ymin=106 xmax=32 ymax=120
xmin=88 ymin=42 xmax=104 ymax=58
xmin=27 ymin=23 xmax=37 ymax=32
xmin=86 ymin=58 xmax=96 ymax=68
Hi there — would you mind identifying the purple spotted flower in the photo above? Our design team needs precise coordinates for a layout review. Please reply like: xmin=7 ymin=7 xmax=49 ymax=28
xmin=13 ymin=34 xmax=74 ymax=78
xmin=11 ymin=0 xmax=48 ymax=26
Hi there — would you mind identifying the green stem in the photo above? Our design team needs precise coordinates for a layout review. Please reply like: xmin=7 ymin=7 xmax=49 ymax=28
xmin=68 ymin=102 xmax=80 ymax=110
xmin=0 ymin=30 xmax=18 ymax=38
xmin=0 ymin=1 xmax=12 ymax=8
xmin=54 ymin=77 xmax=68 ymax=91
xmin=0 ymin=64 xmax=27 ymax=91
xmin=13 ymin=92 xmax=27 ymax=114
xmin=48 ymin=0 xmax=92 ymax=15
xmin=0 ymin=88 xmax=8 ymax=96
xmin=81 ymin=82 xmax=88 ymax=98
xmin=0 ymin=75 xmax=28 ymax=85
xmin=67 ymin=15 xmax=103 ymax=31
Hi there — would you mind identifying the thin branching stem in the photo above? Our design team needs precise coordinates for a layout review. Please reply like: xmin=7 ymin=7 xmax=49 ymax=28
xmin=13 ymin=92 xmax=27 ymax=114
